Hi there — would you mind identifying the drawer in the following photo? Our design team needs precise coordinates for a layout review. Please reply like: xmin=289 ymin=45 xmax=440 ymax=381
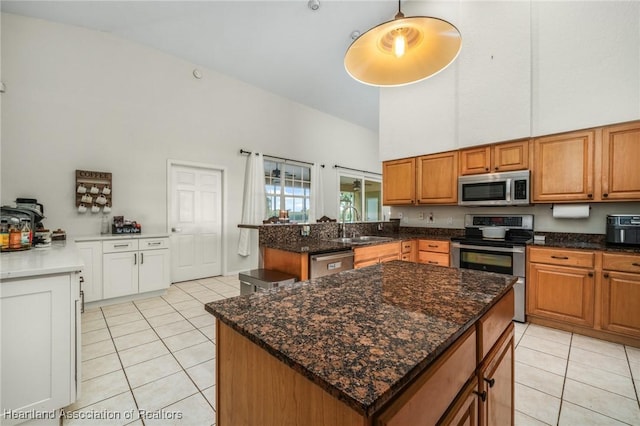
xmin=401 ymin=253 xmax=411 ymax=261
xmin=103 ymin=239 xmax=138 ymax=253
xmin=602 ymin=252 xmax=640 ymax=273
xmin=477 ymin=288 xmax=514 ymax=362
xmin=418 ymin=251 xmax=450 ymax=267
xmin=529 ymin=247 xmax=595 ymax=268
xmin=139 ymin=238 xmax=169 ymax=250
xmin=401 ymin=240 xmax=413 ymax=254
xmin=418 ymin=239 xmax=450 ymax=254
xmin=376 ymin=328 xmax=476 ymax=426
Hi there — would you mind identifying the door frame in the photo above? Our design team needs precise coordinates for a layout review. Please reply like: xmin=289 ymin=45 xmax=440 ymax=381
xmin=166 ymin=159 xmax=228 ymax=279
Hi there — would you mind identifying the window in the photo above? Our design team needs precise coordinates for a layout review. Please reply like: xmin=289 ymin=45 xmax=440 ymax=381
xmin=338 ymin=174 xmax=383 ymax=222
xmin=265 ymin=160 xmax=311 ymax=222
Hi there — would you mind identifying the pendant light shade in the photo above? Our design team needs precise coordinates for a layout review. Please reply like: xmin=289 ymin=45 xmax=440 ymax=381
xmin=344 ymin=3 xmax=462 ymax=87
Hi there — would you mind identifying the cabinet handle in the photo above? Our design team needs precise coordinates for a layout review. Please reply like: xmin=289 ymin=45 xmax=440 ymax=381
xmin=485 ymin=167 xmax=489 ymax=171
xmin=551 ymin=255 xmax=569 ymax=260
xmin=141 ymin=253 xmax=144 ymax=264
xmin=134 ymin=253 xmax=137 ymax=265
xmin=632 ymin=263 xmax=640 ymax=267
xmin=428 ymin=261 xmax=438 ymax=264
xmin=114 ymin=244 xmax=129 ymax=248
xmin=428 ymin=244 xmax=438 ymax=248
xmin=604 ymin=272 xmax=610 ymax=278
xmin=484 ymin=377 xmax=495 ymax=388
xmin=588 ymin=272 xmax=594 ymax=277
xmin=603 ymin=193 xmax=609 ymax=198
xmin=587 ymin=193 xmax=593 ymax=198
xmin=495 ymin=167 xmax=499 ymax=171
xmin=148 ymin=242 xmax=162 ymax=246
xmin=473 ymin=390 xmax=487 ymax=402
xmin=80 ymin=290 xmax=85 ymax=314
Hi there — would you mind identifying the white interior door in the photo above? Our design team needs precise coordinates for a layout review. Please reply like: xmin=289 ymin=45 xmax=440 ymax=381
xmin=170 ymin=164 xmax=222 ymax=282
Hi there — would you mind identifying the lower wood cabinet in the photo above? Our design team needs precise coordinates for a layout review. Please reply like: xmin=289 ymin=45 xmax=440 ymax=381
xmin=354 ymin=242 xmax=401 ymax=269
xmin=438 ymin=379 xmax=479 ymax=426
xmin=417 ymin=239 xmax=450 ymax=267
xmin=401 ymin=240 xmax=416 ymax=262
xmin=527 ymin=247 xmax=640 ymax=346
xmin=262 ymin=247 xmax=309 ymax=280
xmin=478 ymin=325 xmax=514 ymax=426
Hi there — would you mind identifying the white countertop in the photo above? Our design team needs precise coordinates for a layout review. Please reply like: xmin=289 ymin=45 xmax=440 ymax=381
xmin=74 ymin=233 xmax=170 ymax=242
xmin=1 ymin=241 xmax=84 ymax=280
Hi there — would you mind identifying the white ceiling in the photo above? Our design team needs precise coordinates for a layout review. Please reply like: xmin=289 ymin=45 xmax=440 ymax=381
xmin=1 ymin=0 xmax=409 ymax=131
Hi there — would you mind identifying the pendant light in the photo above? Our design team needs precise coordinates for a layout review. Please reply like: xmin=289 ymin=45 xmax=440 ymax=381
xmin=344 ymin=0 xmax=462 ymax=87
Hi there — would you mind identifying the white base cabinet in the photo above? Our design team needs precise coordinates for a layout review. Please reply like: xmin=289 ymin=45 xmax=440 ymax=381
xmin=1 ymin=272 xmax=81 ymax=425
xmin=76 ymin=241 xmax=103 ymax=302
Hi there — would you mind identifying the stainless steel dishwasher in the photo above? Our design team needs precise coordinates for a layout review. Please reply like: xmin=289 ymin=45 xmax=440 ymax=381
xmin=309 ymin=250 xmax=354 ymax=278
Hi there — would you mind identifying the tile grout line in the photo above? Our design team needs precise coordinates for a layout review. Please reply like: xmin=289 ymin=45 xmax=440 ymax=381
xmin=623 ymin=346 xmax=640 ymax=411
xmin=554 ymin=332 xmax=573 ymax=426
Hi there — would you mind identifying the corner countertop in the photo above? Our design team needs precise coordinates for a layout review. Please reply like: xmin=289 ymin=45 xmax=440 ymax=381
xmin=74 ymin=233 xmax=170 ymax=242
xmin=1 ymin=241 xmax=84 ymax=280
xmin=206 ymin=261 xmax=516 ymax=416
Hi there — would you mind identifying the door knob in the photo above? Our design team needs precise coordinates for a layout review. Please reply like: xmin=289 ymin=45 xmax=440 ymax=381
xmin=171 ymin=227 xmax=182 ymax=233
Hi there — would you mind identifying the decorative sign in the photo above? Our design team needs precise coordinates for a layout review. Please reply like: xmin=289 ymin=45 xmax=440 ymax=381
xmin=75 ymin=169 xmax=112 ymax=213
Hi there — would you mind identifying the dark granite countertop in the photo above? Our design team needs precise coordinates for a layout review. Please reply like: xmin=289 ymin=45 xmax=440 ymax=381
xmin=206 ymin=261 xmax=516 ymax=417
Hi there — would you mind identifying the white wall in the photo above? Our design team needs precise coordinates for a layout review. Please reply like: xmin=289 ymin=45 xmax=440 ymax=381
xmin=391 ymin=202 xmax=640 ymax=235
xmin=379 ymin=0 xmax=640 ymax=160
xmin=0 ymin=13 xmax=379 ymax=274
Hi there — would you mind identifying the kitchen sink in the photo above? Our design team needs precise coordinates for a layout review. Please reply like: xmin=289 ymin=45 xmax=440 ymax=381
xmin=328 ymin=235 xmax=394 ymax=245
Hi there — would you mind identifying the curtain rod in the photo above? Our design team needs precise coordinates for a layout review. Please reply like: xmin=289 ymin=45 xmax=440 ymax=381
xmin=240 ymin=149 xmax=324 ymax=168
xmin=333 ymin=164 xmax=381 ymax=176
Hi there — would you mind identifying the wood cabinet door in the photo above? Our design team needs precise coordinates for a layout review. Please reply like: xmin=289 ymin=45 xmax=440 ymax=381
xmin=492 ymin=140 xmax=529 ymax=173
xmin=601 ymin=271 xmax=640 ymax=338
xmin=479 ymin=325 xmax=514 ymax=426
xmin=527 ymin=263 xmax=595 ymax=327
xmin=601 ymin=121 xmax=640 ymax=201
xmin=438 ymin=379 xmax=479 ymax=426
xmin=459 ymin=146 xmax=491 ymax=175
xmin=416 ymin=151 xmax=459 ymax=204
xmin=418 ymin=251 xmax=450 ymax=267
xmin=532 ymin=130 xmax=595 ymax=202
xmin=383 ymin=158 xmax=416 ymax=205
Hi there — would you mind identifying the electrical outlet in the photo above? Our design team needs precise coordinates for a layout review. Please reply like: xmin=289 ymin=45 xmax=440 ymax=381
xmin=428 ymin=212 xmax=434 ymax=223
xmin=418 ymin=212 xmax=424 ymax=220
xmin=398 ymin=212 xmax=403 ymax=219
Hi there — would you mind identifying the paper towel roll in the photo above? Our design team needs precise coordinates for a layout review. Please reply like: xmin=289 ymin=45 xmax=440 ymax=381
xmin=552 ymin=204 xmax=590 ymax=219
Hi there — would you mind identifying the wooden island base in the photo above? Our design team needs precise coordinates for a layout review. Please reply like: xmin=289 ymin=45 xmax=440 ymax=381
xmin=215 ymin=288 xmax=515 ymax=426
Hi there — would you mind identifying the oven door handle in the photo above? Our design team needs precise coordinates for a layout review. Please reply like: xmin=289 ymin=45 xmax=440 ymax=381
xmin=451 ymin=242 xmax=525 ymax=254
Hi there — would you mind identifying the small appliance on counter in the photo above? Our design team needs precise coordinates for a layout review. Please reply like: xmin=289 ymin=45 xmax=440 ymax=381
xmin=1 ymin=198 xmax=48 ymax=250
xmin=606 ymin=214 xmax=640 ymax=246
xmin=112 ymin=216 xmax=142 ymax=234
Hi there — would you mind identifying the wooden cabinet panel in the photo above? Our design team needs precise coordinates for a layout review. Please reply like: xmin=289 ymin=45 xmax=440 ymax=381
xmin=459 ymin=140 xmax=529 ymax=176
xmin=477 ymin=289 xmax=514 ymax=362
xmin=383 ymin=158 xmax=416 ymax=205
xmin=479 ymin=324 xmax=514 ymax=426
xmin=527 ymin=262 xmax=595 ymax=327
xmin=602 ymin=253 xmax=640 ymax=274
xmin=532 ymin=130 xmax=596 ymax=202
xmin=493 ymin=140 xmax=529 ymax=173
xmin=601 ymin=121 xmax=640 ymax=201
xmin=418 ymin=251 xmax=450 ymax=267
xmin=354 ymin=242 xmax=401 ymax=269
xmin=528 ymin=247 xmax=595 ymax=268
xmin=438 ymin=379 xmax=479 ymax=426
xmin=601 ymin=271 xmax=640 ymax=338
xmin=460 ymin=146 xmax=491 ymax=175
xmin=377 ymin=329 xmax=477 ymax=426
xmin=418 ymin=240 xmax=450 ymax=254
xmin=263 ymin=247 xmax=309 ymax=281
xmin=416 ymin=151 xmax=459 ymax=204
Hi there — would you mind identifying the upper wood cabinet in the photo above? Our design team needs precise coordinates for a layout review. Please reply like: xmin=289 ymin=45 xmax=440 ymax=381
xmin=601 ymin=121 xmax=640 ymax=201
xmin=459 ymin=140 xmax=530 ymax=176
xmin=416 ymin=151 xmax=459 ymax=204
xmin=532 ymin=129 xmax=596 ymax=202
xmin=383 ymin=158 xmax=416 ymax=205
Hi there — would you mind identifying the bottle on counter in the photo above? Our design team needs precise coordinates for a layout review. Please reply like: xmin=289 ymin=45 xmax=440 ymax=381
xmin=0 ymin=220 xmax=9 ymax=250
xmin=9 ymin=224 xmax=22 ymax=249
xmin=20 ymin=219 xmax=32 ymax=248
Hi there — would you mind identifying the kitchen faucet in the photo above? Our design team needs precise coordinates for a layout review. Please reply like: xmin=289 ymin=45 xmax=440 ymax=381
xmin=341 ymin=205 xmax=360 ymax=238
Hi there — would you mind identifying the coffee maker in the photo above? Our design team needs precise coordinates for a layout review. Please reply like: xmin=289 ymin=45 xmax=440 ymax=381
xmin=1 ymin=198 xmax=46 ymax=232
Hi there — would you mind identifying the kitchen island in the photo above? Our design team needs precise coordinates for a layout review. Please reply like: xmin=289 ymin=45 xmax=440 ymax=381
xmin=206 ymin=260 xmax=516 ymax=425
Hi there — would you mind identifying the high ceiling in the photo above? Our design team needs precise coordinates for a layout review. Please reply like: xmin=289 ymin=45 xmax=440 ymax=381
xmin=1 ymin=0 xmax=409 ymax=131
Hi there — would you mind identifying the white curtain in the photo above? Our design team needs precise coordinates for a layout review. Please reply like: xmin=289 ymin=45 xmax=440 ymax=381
xmin=238 ymin=152 xmax=266 ymax=256
xmin=309 ymin=163 xmax=324 ymax=223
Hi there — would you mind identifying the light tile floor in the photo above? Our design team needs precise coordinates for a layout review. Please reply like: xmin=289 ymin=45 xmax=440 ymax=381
xmin=69 ymin=277 xmax=640 ymax=425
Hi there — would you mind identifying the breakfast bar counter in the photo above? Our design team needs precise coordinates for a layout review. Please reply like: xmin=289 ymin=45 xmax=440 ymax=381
xmin=206 ymin=261 xmax=517 ymax=425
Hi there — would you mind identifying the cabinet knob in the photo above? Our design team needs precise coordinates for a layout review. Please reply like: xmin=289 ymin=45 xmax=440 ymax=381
xmin=587 ymin=193 xmax=593 ymax=198
xmin=604 ymin=272 xmax=610 ymax=278
xmin=603 ymin=193 xmax=609 ymax=198
xmin=495 ymin=167 xmax=499 ymax=171
xmin=473 ymin=390 xmax=487 ymax=402
xmin=484 ymin=377 xmax=496 ymax=388
xmin=485 ymin=167 xmax=489 ymax=171
xmin=588 ymin=272 xmax=593 ymax=277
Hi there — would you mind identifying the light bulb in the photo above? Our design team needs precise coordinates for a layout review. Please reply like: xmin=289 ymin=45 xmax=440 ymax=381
xmin=393 ymin=32 xmax=406 ymax=58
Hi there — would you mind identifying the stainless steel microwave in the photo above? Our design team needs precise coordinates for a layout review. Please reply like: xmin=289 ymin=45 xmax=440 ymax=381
xmin=458 ymin=170 xmax=530 ymax=206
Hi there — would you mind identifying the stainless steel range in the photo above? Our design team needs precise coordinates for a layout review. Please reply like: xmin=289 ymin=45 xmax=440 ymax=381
xmin=451 ymin=214 xmax=534 ymax=323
